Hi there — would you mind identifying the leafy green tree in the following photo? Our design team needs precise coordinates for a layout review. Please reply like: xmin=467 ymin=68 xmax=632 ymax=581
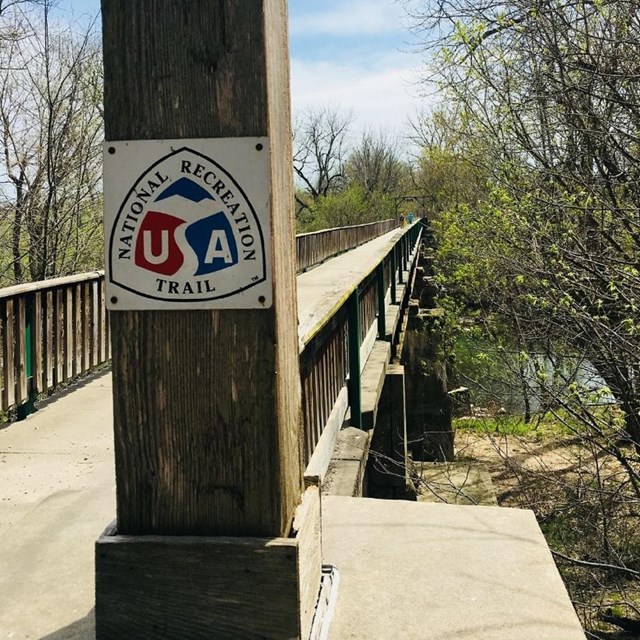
xmin=406 ymin=0 xmax=640 ymax=628
xmin=297 ymin=184 xmax=397 ymax=233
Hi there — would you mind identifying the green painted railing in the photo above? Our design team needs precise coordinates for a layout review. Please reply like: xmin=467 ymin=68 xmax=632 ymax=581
xmin=299 ymin=220 xmax=423 ymax=463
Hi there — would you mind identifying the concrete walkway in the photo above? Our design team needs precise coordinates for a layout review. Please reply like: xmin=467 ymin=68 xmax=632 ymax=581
xmin=0 ymin=230 xmax=586 ymax=639
xmin=0 ymin=372 xmax=114 ymax=640
xmin=0 ymin=372 xmax=587 ymax=640
xmin=322 ymin=496 xmax=585 ymax=640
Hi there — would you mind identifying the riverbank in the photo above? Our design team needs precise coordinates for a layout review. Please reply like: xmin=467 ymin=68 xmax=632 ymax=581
xmin=452 ymin=415 xmax=640 ymax=640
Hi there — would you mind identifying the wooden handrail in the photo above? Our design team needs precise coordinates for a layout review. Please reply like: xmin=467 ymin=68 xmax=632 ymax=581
xmin=0 ymin=271 xmax=110 ymax=416
xmin=296 ymin=218 xmax=399 ymax=272
xmin=0 ymin=270 xmax=105 ymax=301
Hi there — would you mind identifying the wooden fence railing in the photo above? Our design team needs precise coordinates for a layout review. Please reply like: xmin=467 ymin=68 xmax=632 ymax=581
xmin=0 ymin=272 xmax=110 ymax=416
xmin=296 ymin=218 xmax=399 ymax=273
xmin=299 ymin=221 xmax=423 ymax=469
xmin=0 ymin=218 xmax=404 ymax=419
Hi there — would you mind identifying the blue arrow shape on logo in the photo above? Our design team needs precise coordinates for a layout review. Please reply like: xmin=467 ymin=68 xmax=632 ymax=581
xmin=155 ymin=177 xmax=214 ymax=203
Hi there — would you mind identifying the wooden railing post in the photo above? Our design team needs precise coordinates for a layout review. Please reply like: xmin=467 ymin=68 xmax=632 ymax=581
xmin=348 ymin=287 xmax=362 ymax=428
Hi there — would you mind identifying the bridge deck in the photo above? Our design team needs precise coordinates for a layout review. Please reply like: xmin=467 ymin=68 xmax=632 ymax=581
xmin=0 ymin=233 xmax=584 ymax=639
xmin=0 ymin=233 xmax=404 ymax=639
xmin=297 ymin=228 xmax=401 ymax=348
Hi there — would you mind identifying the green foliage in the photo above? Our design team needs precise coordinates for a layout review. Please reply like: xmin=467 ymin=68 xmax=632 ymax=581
xmin=454 ymin=415 xmax=535 ymax=436
xmin=296 ymin=185 xmax=397 ymax=233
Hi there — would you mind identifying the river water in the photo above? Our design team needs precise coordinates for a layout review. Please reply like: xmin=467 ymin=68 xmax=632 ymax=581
xmin=455 ymin=336 xmax=615 ymax=414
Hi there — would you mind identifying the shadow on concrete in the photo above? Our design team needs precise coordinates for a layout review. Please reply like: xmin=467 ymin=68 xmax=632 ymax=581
xmin=35 ymin=367 xmax=112 ymax=411
xmin=39 ymin=609 xmax=95 ymax=640
xmin=0 ymin=366 xmax=112 ymax=433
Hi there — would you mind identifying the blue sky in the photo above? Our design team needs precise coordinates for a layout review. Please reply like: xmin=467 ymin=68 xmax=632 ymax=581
xmin=55 ymin=0 xmax=427 ymax=139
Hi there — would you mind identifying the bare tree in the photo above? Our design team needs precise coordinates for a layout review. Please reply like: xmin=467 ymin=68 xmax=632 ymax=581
xmin=293 ymin=107 xmax=351 ymax=212
xmin=346 ymin=130 xmax=407 ymax=195
xmin=0 ymin=2 xmax=103 ymax=284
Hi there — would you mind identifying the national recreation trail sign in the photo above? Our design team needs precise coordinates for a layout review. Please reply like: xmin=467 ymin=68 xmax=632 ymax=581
xmin=104 ymin=138 xmax=271 ymax=310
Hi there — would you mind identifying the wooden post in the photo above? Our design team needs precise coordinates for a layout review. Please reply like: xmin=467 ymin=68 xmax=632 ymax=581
xmin=97 ymin=2 xmax=321 ymax=638
xmin=102 ymin=0 xmax=302 ymax=538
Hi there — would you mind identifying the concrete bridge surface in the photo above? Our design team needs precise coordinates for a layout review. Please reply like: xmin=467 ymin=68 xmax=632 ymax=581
xmin=0 ymin=231 xmax=586 ymax=639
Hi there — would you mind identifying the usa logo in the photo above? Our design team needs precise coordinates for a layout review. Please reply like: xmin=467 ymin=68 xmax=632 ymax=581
xmin=105 ymin=140 xmax=270 ymax=309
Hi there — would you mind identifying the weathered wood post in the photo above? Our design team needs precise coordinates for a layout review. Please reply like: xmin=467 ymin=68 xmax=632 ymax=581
xmin=95 ymin=1 xmax=321 ymax=637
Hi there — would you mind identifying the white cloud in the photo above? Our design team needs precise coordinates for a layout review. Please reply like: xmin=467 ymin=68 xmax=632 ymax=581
xmin=290 ymin=53 xmax=429 ymax=140
xmin=289 ymin=0 xmax=404 ymax=37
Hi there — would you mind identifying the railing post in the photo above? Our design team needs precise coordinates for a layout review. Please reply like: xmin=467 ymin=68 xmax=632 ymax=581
xmin=404 ymin=234 xmax=409 ymax=268
xmin=397 ymin=243 xmax=404 ymax=285
xmin=348 ymin=287 xmax=362 ymax=428
xmin=391 ymin=250 xmax=397 ymax=304
xmin=377 ymin=263 xmax=386 ymax=340
xmin=16 ymin=294 xmax=37 ymax=420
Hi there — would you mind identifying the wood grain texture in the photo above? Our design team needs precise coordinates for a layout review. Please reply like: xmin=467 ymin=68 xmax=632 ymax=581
xmin=102 ymin=0 xmax=303 ymax=536
xmin=55 ymin=289 xmax=63 ymax=385
xmin=83 ymin=282 xmax=91 ymax=372
xmin=74 ymin=284 xmax=82 ymax=376
xmin=2 ymin=299 xmax=15 ymax=409
xmin=99 ymin=279 xmax=106 ymax=362
xmin=44 ymin=290 xmax=53 ymax=390
xmin=64 ymin=288 xmax=73 ymax=381
xmin=91 ymin=282 xmax=99 ymax=367
xmin=296 ymin=219 xmax=398 ymax=273
xmin=95 ymin=531 xmax=301 ymax=639
xmin=292 ymin=486 xmax=322 ymax=640
xmin=0 ymin=270 xmax=104 ymax=299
